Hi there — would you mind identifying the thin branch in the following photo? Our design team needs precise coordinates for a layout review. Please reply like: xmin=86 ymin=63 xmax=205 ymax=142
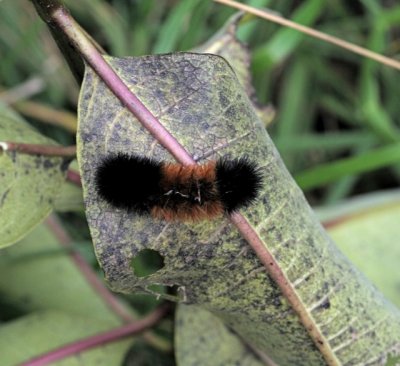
xmin=0 ymin=141 xmax=76 ymax=157
xmin=13 ymin=100 xmax=77 ymax=133
xmin=0 ymin=85 xmax=77 ymax=133
xmin=20 ymin=303 xmax=170 ymax=366
xmin=30 ymin=0 xmax=85 ymax=83
xmin=214 ymin=0 xmax=400 ymax=71
xmin=0 ymin=77 xmax=45 ymax=104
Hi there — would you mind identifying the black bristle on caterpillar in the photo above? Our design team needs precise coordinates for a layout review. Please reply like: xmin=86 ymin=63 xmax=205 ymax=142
xmin=94 ymin=153 xmax=263 ymax=222
xmin=95 ymin=153 xmax=162 ymax=214
xmin=215 ymin=157 xmax=264 ymax=214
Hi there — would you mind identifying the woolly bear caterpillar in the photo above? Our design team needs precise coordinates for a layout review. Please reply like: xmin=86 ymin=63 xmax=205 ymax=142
xmin=95 ymin=153 xmax=263 ymax=222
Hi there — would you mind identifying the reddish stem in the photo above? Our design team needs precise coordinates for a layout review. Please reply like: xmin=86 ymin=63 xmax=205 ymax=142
xmin=20 ymin=303 xmax=170 ymax=366
xmin=0 ymin=141 xmax=76 ymax=157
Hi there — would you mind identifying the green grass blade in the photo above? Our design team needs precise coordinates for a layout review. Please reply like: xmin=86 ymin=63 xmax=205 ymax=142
xmin=295 ymin=142 xmax=400 ymax=190
xmin=252 ymin=0 xmax=325 ymax=70
xmin=152 ymin=0 xmax=203 ymax=53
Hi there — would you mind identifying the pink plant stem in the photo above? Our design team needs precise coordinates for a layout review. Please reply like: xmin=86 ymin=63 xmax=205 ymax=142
xmin=0 ymin=141 xmax=76 ymax=157
xmin=20 ymin=304 xmax=169 ymax=366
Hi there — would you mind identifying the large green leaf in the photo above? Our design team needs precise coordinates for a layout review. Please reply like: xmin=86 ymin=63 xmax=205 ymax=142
xmin=0 ymin=105 xmax=68 ymax=248
xmin=78 ymin=53 xmax=400 ymax=365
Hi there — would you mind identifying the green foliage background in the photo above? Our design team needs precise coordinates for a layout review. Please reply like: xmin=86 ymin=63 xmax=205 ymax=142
xmin=1 ymin=0 xmax=400 ymax=365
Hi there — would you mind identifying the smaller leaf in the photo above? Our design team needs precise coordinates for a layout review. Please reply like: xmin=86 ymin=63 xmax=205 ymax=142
xmin=175 ymin=304 xmax=264 ymax=366
xmin=0 ymin=105 xmax=68 ymax=247
xmin=323 ymin=191 xmax=400 ymax=308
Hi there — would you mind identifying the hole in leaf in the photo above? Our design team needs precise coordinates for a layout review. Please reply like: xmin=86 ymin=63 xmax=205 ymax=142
xmin=147 ymin=284 xmax=167 ymax=295
xmin=131 ymin=249 xmax=165 ymax=278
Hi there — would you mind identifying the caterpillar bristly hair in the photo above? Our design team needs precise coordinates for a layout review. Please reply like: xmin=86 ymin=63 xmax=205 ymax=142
xmin=95 ymin=153 xmax=263 ymax=222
